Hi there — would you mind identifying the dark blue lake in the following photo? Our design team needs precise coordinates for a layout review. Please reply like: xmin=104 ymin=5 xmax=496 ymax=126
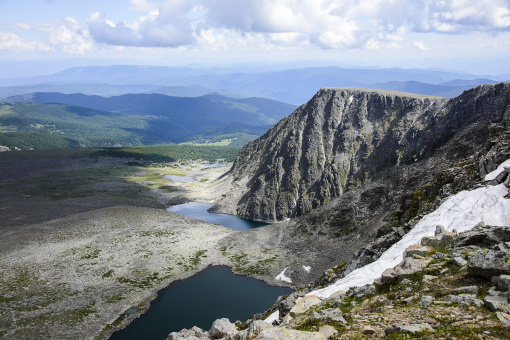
xmin=167 ymin=202 xmax=267 ymax=230
xmin=109 ymin=266 xmax=293 ymax=340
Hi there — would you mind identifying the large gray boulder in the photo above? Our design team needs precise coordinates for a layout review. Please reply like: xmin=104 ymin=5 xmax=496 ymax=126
xmin=455 ymin=225 xmax=510 ymax=248
xmin=168 ymin=326 xmax=209 ymax=340
xmin=209 ymin=318 xmax=239 ymax=339
xmin=311 ymin=308 xmax=346 ymax=323
xmin=467 ymin=249 xmax=510 ymax=278
xmin=381 ymin=257 xmax=430 ymax=284
xmin=256 ymin=327 xmax=327 ymax=340
xmin=385 ymin=323 xmax=435 ymax=335
xmin=443 ymin=294 xmax=483 ymax=307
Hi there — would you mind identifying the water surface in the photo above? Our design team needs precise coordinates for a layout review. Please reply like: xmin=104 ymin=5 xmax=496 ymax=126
xmin=203 ymin=162 xmax=223 ymax=167
xmin=109 ymin=266 xmax=293 ymax=340
xmin=167 ymin=202 xmax=266 ymax=230
xmin=163 ymin=175 xmax=195 ymax=182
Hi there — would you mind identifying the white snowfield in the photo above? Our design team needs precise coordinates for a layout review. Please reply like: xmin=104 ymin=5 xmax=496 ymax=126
xmin=485 ymin=159 xmax=510 ymax=181
xmin=309 ymin=183 xmax=510 ymax=299
xmin=275 ymin=267 xmax=292 ymax=283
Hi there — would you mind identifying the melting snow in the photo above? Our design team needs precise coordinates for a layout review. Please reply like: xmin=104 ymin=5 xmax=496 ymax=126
xmin=264 ymin=310 xmax=280 ymax=324
xmin=485 ymin=159 xmax=510 ymax=181
xmin=348 ymin=95 xmax=354 ymax=104
xmin=275 ymin=267 xmax=292 ymax=283
xmin=303 ymin=266 xmax=312 ymax=273
xmin=309 ymin=184 xmax=510 ymax=299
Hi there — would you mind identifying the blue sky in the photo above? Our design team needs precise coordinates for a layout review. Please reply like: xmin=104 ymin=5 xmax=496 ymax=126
xmin=1 ymin=0 xmax=510 ymax=75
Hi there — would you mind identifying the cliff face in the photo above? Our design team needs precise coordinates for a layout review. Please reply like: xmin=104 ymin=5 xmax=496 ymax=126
xmin=213 ymin=84 xmax=510 ymax=222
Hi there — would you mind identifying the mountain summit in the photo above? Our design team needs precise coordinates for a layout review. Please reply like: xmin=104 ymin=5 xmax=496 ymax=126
xmin=213 ymin=84 xmax=510 ymax=222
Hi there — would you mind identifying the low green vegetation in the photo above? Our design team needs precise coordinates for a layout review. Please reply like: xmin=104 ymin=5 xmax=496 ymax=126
xmin=0 ymin=131 xmax=81 ymax=150
xmin=97 ymin=145 xmax=241 ymax=163
xmin=0 ymin=101 xmax=147 ymax=147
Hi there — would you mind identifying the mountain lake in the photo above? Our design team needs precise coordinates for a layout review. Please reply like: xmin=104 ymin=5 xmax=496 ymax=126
xmin=109 ymin=203 xmax=289 ymax=340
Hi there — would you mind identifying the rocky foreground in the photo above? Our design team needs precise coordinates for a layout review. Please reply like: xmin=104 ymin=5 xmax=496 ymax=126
xmin=170 ymin=223 xmax=510 ymax=339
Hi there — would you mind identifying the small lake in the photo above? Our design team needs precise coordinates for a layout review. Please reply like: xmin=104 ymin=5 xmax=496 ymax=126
xmin=167 ymin=202 xmax=266 ymax=230
xmin=163 ymin=175 xmax=195 ymax=182
xmin=203 ymin=162 xmax=223 ymax=167
xmin=109 ymin=266 xmax=293 ymax=340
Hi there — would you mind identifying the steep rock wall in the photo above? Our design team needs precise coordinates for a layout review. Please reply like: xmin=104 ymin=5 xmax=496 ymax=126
xmin=213 ymin=84 xmax=510 ymax=222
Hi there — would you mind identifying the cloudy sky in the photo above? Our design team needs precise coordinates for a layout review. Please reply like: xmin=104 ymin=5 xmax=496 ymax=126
xmin=1 ymin=0 xmax=510 ymax=74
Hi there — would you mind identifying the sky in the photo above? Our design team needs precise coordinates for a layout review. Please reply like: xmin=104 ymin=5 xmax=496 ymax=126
xmin=1 ymin=0 xmax=510 ymax=75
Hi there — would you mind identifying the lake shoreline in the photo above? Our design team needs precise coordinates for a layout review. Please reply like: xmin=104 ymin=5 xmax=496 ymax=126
xmin=107 ymin=265 xmax=294 ymax=340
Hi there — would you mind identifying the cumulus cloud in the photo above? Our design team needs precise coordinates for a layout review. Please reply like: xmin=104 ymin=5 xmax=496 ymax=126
xmin=0 ymin=17 xmax=92 ymax=54
xmin=81 ymin=0 xmax=510 ymax=51
xmin=47 ymin=17 xmax=93 ymax=54
xmin=87 ymin=0 xmax=194 ymax=47
xmin=413 ymin=41 xmax=427 ymax=51
xmin=0 ymin=32 xmax=36 ymax=51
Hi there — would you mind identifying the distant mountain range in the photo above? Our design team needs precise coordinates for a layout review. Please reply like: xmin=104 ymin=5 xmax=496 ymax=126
xmin=1 ymin=65 xmax=507 ymax=104
xmin=0 ymin=92 xmax=296 ymax=149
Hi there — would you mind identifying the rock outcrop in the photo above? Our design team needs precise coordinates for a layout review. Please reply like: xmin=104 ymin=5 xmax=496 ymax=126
xmin=213 ymin=84 xmax=510 ymax=222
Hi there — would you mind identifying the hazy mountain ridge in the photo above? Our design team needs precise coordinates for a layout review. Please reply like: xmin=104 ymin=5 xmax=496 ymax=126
xmin=2 ymin=65 xmax=506 ymax=105
xmin=1 ymin=92 xmax=296 ymax=148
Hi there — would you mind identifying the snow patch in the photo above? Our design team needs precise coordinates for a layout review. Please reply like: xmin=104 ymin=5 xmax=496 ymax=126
xmin=485 ymin=159 xmax=510 ymax=181
xmin=275 ymin=267 xmax=292 ymax=283
xmin=348 ymin=95 xmax=354 ymax=104
xmin=264 ymin=310 xmax=279 ymax=324
xmin=309 ymin=184 xmax=510 ymax=299
xmin=303 ymin=266 xmax=311 ymax=273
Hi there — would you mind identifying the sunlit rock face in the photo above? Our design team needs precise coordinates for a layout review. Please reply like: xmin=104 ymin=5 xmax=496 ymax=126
xmin=214 ymin=83 xmax=510 ymax=222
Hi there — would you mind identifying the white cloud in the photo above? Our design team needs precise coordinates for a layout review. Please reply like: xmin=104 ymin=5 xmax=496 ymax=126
xmin=364 ymin=38 xmax=380 ymax=50
xmin=3 ymin=0 xmax=509 ymax=56
xmin=87 ymin=0 xmax=194 ymax=47
xmin=0 ymin=32 xmax=35 ymax=51
xmin=47 ymin=17 xmax=93 ymax=54
xmin=413 ymin=41 xmax=427 ymax=51
xmin=0 ymin=17 xmax=92 ymax=54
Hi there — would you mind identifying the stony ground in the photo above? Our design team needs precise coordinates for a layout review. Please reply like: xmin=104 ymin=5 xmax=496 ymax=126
xmin=170 ymin=225 xmax=510 ymax=339
xmin=0 ymin=150 xmax=295 ymax=339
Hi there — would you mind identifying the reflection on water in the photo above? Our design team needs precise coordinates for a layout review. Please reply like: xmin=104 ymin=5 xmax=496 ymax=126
xmin=202 ymin=162 xmax=223 ymax=167
xmin=109 ymin=266 xmax=293 ymax=340
xmin=167 ymin=202 xmax=266 ymax=230
xmin=163 ymin=175 xmax=195 ymax=182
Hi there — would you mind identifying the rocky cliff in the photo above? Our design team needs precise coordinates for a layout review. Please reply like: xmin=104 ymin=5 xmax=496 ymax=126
xmin=213 ymin=84 xmax=510 ymax=222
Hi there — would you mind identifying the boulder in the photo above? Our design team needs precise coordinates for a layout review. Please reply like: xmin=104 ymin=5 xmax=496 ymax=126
xmin=404 ymin=245 xmax=435 ymax=259
xmin=421 ymin=229 xmax=457 ymax=248
xmin=444 ymin=294 xmax=483 ymax=307
xmin=168 ymin=326 xmax=209 ymax=340
xmin=496 ymin=312 xmax=510 ymax=326
xmin=468 ymin=249 xmax=510 ymax=278
xmin=385 ymin=323 xmax=435 ymax=335
xmin=484 ymin=295 xmax=510 ymax=313
xmin=496 ymin=275 xmax=510 ymax=291
xmin=346 ymin=284 xmax=375 ymax=300
xmin=452 ymin=286 xmax=479 ymax=295
xmin=455 ymin=225 xmax=510 ymax=248
xmin=209 ymin=318 xmax=239 ymax=339
xmin=245 ymin=320 xmax=274 ymax=339
xmin=318 ymin=325 xmax=338 ymax=338
xmin=289 ymin=295 xmax=322 ymax=316
xmin=420 ymin=296 xmax=435 ymax=306
xmin=381 ymin=257 xmax=430 ymax=284
xmin=311 ymin=308 xmax=346 ymax=323
xmin=256 ymin=327 xmax=327 ymax=340
xmin=363 ymin=326 xmax=376 ymax=334
xmin=453 ymin=256 xmax=468 ymax=267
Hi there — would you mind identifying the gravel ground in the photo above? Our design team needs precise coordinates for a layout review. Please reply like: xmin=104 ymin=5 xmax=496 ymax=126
xmin=0 ymin=150 xmax=294 ymax=339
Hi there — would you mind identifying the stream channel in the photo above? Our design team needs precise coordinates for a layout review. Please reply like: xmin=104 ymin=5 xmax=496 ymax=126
xmin=109 ymin=203 xmax=293 ymax=340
